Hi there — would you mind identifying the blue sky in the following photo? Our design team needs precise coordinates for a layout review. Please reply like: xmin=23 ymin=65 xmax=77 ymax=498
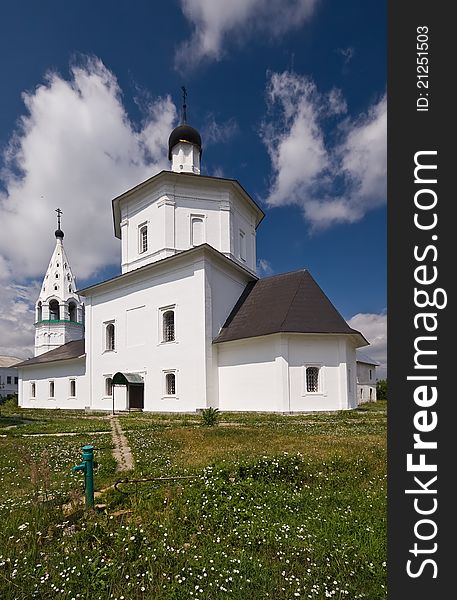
xmin=0 ymin=0 xmax=386 ymax=372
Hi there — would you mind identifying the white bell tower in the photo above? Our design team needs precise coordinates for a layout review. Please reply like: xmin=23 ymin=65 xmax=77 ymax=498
xmin=34 ymin=209 xmax=84 ymax=356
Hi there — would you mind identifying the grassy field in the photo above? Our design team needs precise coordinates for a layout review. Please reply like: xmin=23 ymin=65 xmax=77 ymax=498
xmin=0 ymin=402 xmax=386 ymax=599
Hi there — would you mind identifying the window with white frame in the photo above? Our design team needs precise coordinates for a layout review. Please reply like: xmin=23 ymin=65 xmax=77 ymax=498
xmin=164 ymin=371 xmax=176 ymax=396
xmin=69 ymin=379 xmax=76 ymax=397
xmin=239 ymin=230 xmax=246 ymax=261
xmin=347 ymin=367 xmax=352 ymax=392
xmin=305 ymin=366 xmax=320 ymax=393
xmin=49 ymin=381 xmax=55 ymax=398
xmin=139 ymin=223 xmax=148 ymax=254
xmin=191 ymin=215 xmax=204 ymax=246
xmin=105 ymin=377 xmax=113 ymax=396
xmin=162 ymin=309 xmax=175 ymax=343
xmin=31 ymin=382 xmax=36 ymax=398
xmin=105 ymin=322 xmax=115 ymax=351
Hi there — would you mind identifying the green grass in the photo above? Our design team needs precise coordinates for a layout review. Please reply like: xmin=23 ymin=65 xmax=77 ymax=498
xmin=0 ymin=402 xmax=386 ymax=599
xmin=0 ymin=406 xmax=112 ymax=435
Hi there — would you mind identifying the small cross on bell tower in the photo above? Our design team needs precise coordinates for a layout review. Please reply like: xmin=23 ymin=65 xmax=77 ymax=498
xmin=55 ymin=208 xmax=64 ymax=239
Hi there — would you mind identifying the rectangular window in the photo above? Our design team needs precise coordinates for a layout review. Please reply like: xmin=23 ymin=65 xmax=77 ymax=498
xmin=369 ymin=369 xmax=372 ymax=380
xmin=139 ymin=224 xmax=148 ymax=254
xmin=7 ymin=376 xmax=11 ymax=384
xmin=191 ymin=215 xmax=204 ymax=246
xmin=160 ymin=305 xmax=176 ymax=343
xmin=164 ymin=371 xmax=177 ymax=396
xmin=31 ymin=382 xmax=36 ymax=398
xmin=14 ymin=377 xmax=18 ymax=385
xmin=69 ymin=379 xmax=76 ymax=397
xmin=105 ymin=321 xmax=115 ymax=351
xmin=49 ymin=381 xmax=55 ymax=398
xmin=348 ymin=367 xmax=352 ymax=392
xmin=239 ymin=230 xmax=246 ymax=261
xmin=305 ymin=366 xmax=320 ymax=393
xmin=105 ymin=377 xmax=113 ymax=396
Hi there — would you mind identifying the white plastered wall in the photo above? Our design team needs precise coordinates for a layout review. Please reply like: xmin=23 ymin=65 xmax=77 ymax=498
xmin=119 ymin=176 xmax=258 ymax=275
xmin=204 ymin=260 xmax=255 ymax=409
xmin=18 ymin=359 xmax=87 ymax=409
xmin=217 ymin=335 xmax=283 ymax=412
xmin=217 ymin=333 xmax=358 ymax=412
xmin=84 ymin=257 xmax=208 ymax=412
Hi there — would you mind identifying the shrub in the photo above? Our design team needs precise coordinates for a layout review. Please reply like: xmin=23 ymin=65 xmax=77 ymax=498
xmin=376 ymin=379 xmax=387 ymax=401
xmin=201 ymin=407 xmax=220 ymax=427
xmin=1 ymin=394 xmax=19 ymax=413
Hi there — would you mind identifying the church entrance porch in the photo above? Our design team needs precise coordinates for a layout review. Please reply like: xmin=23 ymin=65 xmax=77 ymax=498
xmin=112 ymin=372 xmax=144 ymax=411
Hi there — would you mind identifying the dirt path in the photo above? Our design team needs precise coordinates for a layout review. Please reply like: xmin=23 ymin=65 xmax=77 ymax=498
xmin=110 ymin=416 xmax=134 ymax=472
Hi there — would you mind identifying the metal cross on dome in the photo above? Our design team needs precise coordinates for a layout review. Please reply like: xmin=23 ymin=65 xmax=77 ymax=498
xmin=181 ymin=85 xmax=187 ymax=123
xmin=55 ymin=208 xmax=63 ymax=229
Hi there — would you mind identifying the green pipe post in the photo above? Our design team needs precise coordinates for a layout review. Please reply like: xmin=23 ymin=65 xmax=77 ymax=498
xmin=82 ymin=445 xmax=94 ymax=509
xmin=72 ymin=444 xmax=95 ymax=509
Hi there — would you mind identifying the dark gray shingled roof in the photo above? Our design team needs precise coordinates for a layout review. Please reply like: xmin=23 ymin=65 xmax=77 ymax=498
xmin=356 ymin=350 xmax=381 ymax=366
xmin=213 ymin=270 xmax=367 ymax=344
xmin=14 ymin=339 xmax=85 ymax=368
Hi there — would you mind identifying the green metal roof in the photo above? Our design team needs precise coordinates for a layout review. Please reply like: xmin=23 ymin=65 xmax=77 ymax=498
xmin=112 ymin=372 xmax=144 ymax=385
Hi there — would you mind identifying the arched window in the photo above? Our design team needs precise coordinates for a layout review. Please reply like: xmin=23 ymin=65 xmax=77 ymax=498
xmin=37 ymin=301 xmax=42 ymax=322
xmin=49 ymin=381 xmax=55 ymax=398
xmin=49 ymin=300 xmax=60 ymax=320
xmin=69 ymin=379 xmax=76 ymax=397
xmin=68 ymin=302 xmax=77 ymax=322
xmin=139 ymin=224 xmax=148 ymax=254
xmin=165 ymin=372 xmax=176 ymax=396
xmin=305 ymin=367 xmax=319 ymax=393
xmin=163 ymin=310 xmax=175 ymax=342
xmin=106 ymin=323 xmax=115 ymax=351
xmin=105 ymin=377 xmax=113 ymax=396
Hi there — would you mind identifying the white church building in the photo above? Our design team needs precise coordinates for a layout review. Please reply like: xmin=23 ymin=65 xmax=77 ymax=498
xmin=16 ymin=102 xmax=369 ymax=413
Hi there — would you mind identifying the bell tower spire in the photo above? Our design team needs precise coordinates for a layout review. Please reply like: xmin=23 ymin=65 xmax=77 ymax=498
xmin=34 ymin=210 xmax=84 ymax=356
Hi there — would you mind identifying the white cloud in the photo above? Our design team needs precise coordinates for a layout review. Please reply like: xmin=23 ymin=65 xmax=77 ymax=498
xmin=262 ymin=70 xmax=386 ymax=230
xmin=348 ymin=312 xmax=387 ymax=379
xmin=202 ymin=114 xmax=238 ymax=145
xmin=0 ymin=280 xmax=40 ymax=359
xmin=257 ymin=258 xmax=274 ymax=276
xmin=337 ymin=46 xmax=355 ymax=65
xmin=0 ymin=57 xmax=177 ymax=357
xmin=176 ymin=0 xmax=319 ymax=70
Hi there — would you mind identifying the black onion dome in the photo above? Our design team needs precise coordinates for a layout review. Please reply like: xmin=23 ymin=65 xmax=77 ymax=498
xmin=55 ymin=229 xmax=64 ymax=239
xmin=168 ymin=124 xmax=202 ymax=160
